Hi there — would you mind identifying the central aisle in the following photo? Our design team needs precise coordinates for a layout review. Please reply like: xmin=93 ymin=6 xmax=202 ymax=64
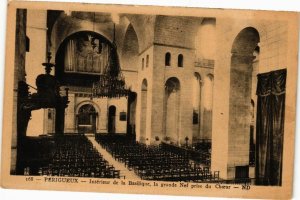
xmin=86 ymin=135 xmax=140 ymax=180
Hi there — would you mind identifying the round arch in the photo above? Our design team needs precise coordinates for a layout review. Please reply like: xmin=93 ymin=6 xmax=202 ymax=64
xmin=50 ymin=13 xmax=114 ymax=56
xmin=206 ymin=73 xmax=214 ymax=80
xmin=231 ymin=27 xmax=260 ymax=55
xmin=55 ymin=30 xmax=113 ymax=65
xmin=124 ymin=15 xmax=156 ymax=52
xmin=75 ymin=100 xmax=101 ymax=115
xmin=54 ymin=31 xmax=114 ymax=86
xmin=76 ymin=101 xmax=99 ymax=133
xmin=228 ymin=27 xmax=260 ymax=179
xmin=165 ymin=77 xmax=181 ymax=92
xmin=194 ymin=72 xmax=202 ymax=80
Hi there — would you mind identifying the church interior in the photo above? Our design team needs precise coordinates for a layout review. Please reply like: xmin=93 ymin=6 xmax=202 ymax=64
xmin=11 ymin=9 xmax=288 ymax=186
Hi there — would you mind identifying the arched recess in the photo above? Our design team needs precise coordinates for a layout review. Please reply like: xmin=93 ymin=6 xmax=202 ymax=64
xmin=77 ymin=104 xmax=98 ymax=134
xmin=202 ymin=74 xmax=214 ymax=139
xmin=229 ymin=27 xmax=260 ymax=179
xmin=124 ymin=15 xmax=156 ymax=52
xmin=75 ymin=100 xmax=101 ymax=115
xmin=192 ymin=73 xmax=202 ymax=140
xmin=108 ymin=105 xmax=116 ymax=134
xmin=140 ymin=79 xmax=148 ymax=142
xmin=121 ymin=23 xmax=139 ymax=71
xmin=164 ymin=77 xmax=181 ymax=144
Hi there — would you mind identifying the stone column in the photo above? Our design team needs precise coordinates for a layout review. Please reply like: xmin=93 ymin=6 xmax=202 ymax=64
xmin=211 ymin=53 xmax=254 ymax=180
xmin=12 ymin=9 xmax=27 ymax=175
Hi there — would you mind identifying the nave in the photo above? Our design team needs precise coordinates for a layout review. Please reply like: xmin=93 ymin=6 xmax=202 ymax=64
xmin=96 ymin=135 xmax=218 ymax=182
xmin=18 ymin=134 xmax=221 ymax=183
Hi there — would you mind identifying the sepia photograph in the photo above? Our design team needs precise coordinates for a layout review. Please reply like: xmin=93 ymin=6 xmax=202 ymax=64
xmin=1 ymin=1 xmax=299 ymax=199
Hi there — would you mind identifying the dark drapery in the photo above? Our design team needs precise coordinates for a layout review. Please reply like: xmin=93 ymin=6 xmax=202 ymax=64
xmin=255 ymin=68 xmax=286 ymax=186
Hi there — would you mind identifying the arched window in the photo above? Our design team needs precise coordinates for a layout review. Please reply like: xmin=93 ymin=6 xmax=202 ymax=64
xmin=165 ymin=52 xmax=171 ymax=66
xmin=146 ymin=54 xmax=149 ymax=68
xmin=251 ymin=99 xmax=255 ymax=119
xmin=178 ymin=54 xmax=183 ymax=67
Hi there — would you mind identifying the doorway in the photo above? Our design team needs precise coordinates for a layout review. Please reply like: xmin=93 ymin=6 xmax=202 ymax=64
xmin=77 ymin=104 xmax=97 ymax=133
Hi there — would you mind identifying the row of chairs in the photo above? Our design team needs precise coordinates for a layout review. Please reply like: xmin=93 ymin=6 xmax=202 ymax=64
xmin=95 ymin=134 xmax=219 ymax=182
xmin=161 ymin=142 xmax=211 ymax=166
xmin=21 ymin=134 xmax=120 ymax=178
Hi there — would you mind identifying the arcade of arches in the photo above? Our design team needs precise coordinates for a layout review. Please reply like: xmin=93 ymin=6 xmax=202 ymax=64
xmin=12 ymin=9 xmax=288 ymax=185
